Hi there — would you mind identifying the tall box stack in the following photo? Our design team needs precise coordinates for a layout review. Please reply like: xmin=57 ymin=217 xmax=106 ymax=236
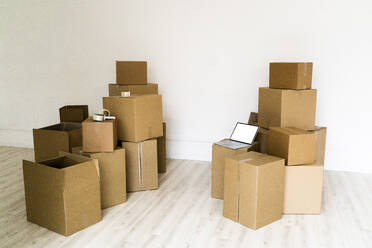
xmin=258 ymin=62 xmax=327 ymax=214
xmin=104 ymin=61 xmax=166 ymax=192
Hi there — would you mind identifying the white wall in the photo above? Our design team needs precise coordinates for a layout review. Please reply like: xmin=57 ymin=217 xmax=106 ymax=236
xmin=1 ymin=0 xmax=371 ymax=173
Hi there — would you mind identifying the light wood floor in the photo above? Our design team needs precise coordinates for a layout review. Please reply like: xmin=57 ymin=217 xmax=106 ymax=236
xmin=0 ymin=146 xmax=372 ymax=248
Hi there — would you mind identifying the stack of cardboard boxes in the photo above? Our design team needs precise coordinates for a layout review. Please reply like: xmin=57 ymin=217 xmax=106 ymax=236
xmin=25 ymin=61 xmax=167 ymax=236
xmin=214 ymin=62 xmax=327 ymax=230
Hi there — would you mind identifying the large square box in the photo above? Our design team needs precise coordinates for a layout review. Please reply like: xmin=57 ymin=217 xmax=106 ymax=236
xmin=269 ymin=62 xmax=313 ymax=89
xmin=121 ymin=139 xmax=158 ymax=192
xmin=23 ymin=153 xmax=101 ymax=236
xmin=223 ymin=152 xmax=285 ymax=230
xmin=211 ymin=140 xmax=258 ymax=199
xmin=33 ymin=122 xmax=82 ymax=162
xmin=283 ymin=127 xmax=326 ymax=214
xmin=82 ymin=117 xmax=117 ymax=153
xmin=103 ymin=95 xmax=163 ymax=142
xmin=59 ymin=105 xmax=88 ymax=123
xmin=267 ymin=127 xmax=316 ymax=166
xmin=109 ymin=83 xmax=158 ymax=96
xmin=258 ymin=87 xmax=317 ymax=130
xmin=72 ymin=147 xmax=127 ymax=209
xmin=116 ymin=61 xmax=147 ymax=85
xmin=157 ymin=122 xmax=167 ymax=173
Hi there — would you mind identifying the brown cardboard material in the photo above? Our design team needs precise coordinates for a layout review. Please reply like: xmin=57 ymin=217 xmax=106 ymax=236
xmin=23 ymin=153 xmax=101 ymax=236
xmin=59 ymin=105 xmax=88 ymax=123
xmin=248 ymin=112 xmax=258 ymax=126
xmin=255 ymin=127 xmax=269 ymax=153
xmin=269 ymin=62 xmax=313 ymax=89
xmin=72 ymin=147 xmax=126 ymax=209
xmin=267 ymin=127 xmax=316 ymax=166
xmin=283 ymin=127 xmax=326 ymax=214
xmin=102 ymin=95 xmax=163 ymax=142
xmin=157 ymin=123 xmax=166 ymax=173
xmin=211 ymin=140 xmax=258 ymax=199
xmin=109 ymin=83 xmax=158 ymax=96
xmin=258 ymin=87 xmax=317 ymax=130
xmin=116 ymin=61 xmax=147 ymax=85
xmin=223 ymin=151 xmax=284 ymax=230
xmin=82 ymin=117 xmax=117 ymax=153
xmin=121 ymin=139 xmax=158 ymax=192
xmin=33 ymin=122 xmax=82 ymax=162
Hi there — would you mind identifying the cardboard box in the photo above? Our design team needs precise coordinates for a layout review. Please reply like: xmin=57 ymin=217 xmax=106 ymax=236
xmin=116 ymin=61 xmax=147 ymax=85
xmin=248 ymin=112 xmax=258 ymax=126
xmin=211 ymin=140 xmax=258 ymax=199
xmin=121 ymin=139 xmax=158 ymax=192
xmin=102 ymin=95 xmax=163 ymax=142
xmin=157 ymin=123 xmax=166 ymax=173
xmin=267 ymin=127 xmax=316 ymax=166
xmin=255 ymin=127 xmax=269 ymax=153
xmin=59 ymin=105 xmax=88 ymax=123
xmin=269 ymin=62 xmax=313 ymax=90
xmin=258 ymin=87 xmax=317 ymax=130
xmin=82 ymin=117 xmax=117 ymax=153
xmin=223 ymin=152 xmax=285 ymax=230
xmin=283 ymin=127 xmax=326 ymax=214
xmin=109 ymin=83 xmax=158 ymax=96
xmin=72 ymin=147 xmax=126 ymax=209
xmin=33 ymin=122 xmax=82 ymax=162
xmin=23 ymin=153 xmax=101 ymax=236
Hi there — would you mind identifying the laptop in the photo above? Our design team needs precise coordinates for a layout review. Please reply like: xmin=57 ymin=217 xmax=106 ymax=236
xmin=215 ymin=122 xmax=259 ymax=149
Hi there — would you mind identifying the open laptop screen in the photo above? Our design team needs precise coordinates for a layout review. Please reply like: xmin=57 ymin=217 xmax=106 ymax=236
xmin=230 ymin=122 xmax=259 ymax=145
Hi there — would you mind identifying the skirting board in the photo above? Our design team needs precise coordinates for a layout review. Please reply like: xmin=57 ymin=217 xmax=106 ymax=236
xmin=0 ymin=129 xmax=370 ymax=174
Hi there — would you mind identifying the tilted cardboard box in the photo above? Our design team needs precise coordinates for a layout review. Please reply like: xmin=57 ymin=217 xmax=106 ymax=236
xmin=157 ymin=123 xmax=167 ymax=173
xmin=116 ymin=61 xmax=147 ymax=85
xmin=267 ymin=127 xmax=316 ymax=166
xmin=59 ymin=105 xmax=88 ymax=123
xmin=223 ymin=151 xmax=285 ymax=230
xmin=255 ymin=127 xmax=269 ymax=153
xmin=33 ymin=122 xmax=82 ymax=162
xmin=211 ymin=141 xmax=259 ymax=199
xmin=283 ymin=127 xmax=326 ymax=214
xmin=258 ymin=87 xmax=317 ymax=130
xmin=248 ymin=112 xmax=258 ymax=126
xmin=82 ymin=117 xmax=117 ymax=153
xmin=109 ymin=83 xmax=158 ymax=96
xmin=103 ymin=95 xmax=163 ymax=142
xmin=72 ymin=147 xmax=127 ymax=209
xmin=121 ymin=139 xmax=158 ymax=192
xmin=23 ymin=153 xmax=101 ymax=236
xmin=269 ymin=62 xmax=313 ymax=89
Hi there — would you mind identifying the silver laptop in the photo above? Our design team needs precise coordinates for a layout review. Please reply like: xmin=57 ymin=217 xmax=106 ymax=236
xmin=215 ymin=122 xmax=259 ymax=149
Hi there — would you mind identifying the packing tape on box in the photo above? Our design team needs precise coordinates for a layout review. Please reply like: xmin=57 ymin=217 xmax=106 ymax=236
xmin=121 ymin=91 xmax=130 ymax=97
xmin=93 ymin=109 xmax=112 ymax=122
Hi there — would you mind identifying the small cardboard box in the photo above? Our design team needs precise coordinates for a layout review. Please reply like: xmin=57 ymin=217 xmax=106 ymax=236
xmin=211 ymin=140 xmax=258 ymax=199
xmin=109 ymin=83 xmax=158 ymax=96
xmin=248 ymin=112 xmax=258 ymax=126
xmin=72 ymin=147 xmax=126 ymax=209
xmin=116 ymin=61 xmax=147 ymax=85
xmin=59 ymin=105 xmax=88 ymax=123
xmin=157 ymin=123 xmax=166 ymax=173
xmin=223 ymin=151 xmax=285 ymax=230
xmin=82 ymin=117 xmax=117 ymax=153
xmin=23 ymin=153 xmax=101 ymax=236
xmin=33 ymin=122 xmax=82 ymax=162
xmin=103 ymin=95 xmax=163 ymax=142
xmin=267 ymin=127 xmax=316 ymax=166
xmin=269 ymin=62 xmax=313 ymax=89
xmin=283 ymin=127 xmax=326 ymax=214
xmin=121 ymin=139 xmax=158 ymax=192
xmin=258 ymin=87 xmax=317 ymax=130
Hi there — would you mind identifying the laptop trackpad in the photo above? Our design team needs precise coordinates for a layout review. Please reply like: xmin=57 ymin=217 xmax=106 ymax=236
xmin=215 ymin=140 xmax=250 ymax=150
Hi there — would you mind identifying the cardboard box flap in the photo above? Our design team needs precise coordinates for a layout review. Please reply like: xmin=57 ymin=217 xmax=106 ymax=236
xmin=58 ymin=152 xmax=100 ymax=178
xmin=41 ymin=122 xmax=82 ymax=131
xmin=59 ymin=105 xmax=88 ymax=123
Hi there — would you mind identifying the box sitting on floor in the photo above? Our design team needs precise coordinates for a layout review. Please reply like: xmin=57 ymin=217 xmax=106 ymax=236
xmin=223 ymin=152 xmax=285 ymax=230
xmin=33 ymin=122 xmax=82 ymax=162
xmin=283 ymin=127 xmax=327 ymax=214
xmin=211 ymin=122 xmax=259 ymax=199
xmin=72 ymin=147 xmax=127 ymax=209
xmin=23 ymin=152 xmax=101 ymax=236
xmin=121 ymin=139 xmax=158 ymax=192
